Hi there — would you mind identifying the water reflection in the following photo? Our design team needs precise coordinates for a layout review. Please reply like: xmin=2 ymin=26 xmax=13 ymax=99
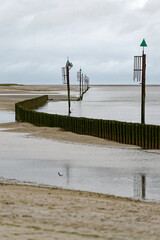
xmin=134 ymin=174 xmax=146 ymax=200
xmin=1 ymin=158 xmax=159 ymax=201
xmin=0 ymin=131 xmax=160 ymax=202
xmin=56 ymin=166 xmax=157 ymax=201
xmin=66 ymin=164 xmax=70 ymax=186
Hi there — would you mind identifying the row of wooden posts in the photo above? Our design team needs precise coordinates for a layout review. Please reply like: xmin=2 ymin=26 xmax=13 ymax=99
xmin=77 ymin=68 xmax=89 ymax=100
xmin=15 ymin=95 xmax=160 ymax=149
xmin=62 ymin=59 xmax=89 ymax=115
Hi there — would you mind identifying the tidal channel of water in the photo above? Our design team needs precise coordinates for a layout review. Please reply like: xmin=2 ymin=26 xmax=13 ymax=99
xmin=0 ymin=130 xmax=160 ymax=202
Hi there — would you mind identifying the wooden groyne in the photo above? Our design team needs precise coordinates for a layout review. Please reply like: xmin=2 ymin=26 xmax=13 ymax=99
xmin=15 ymin=95 xmax=160 ymax=149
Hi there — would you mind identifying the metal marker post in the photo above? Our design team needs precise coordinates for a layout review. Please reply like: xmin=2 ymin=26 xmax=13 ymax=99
xmin=77 ymin=68 xmax=82 ymax=100
xmin=86 ymin=76 xmax=89 ymax=90
xmin=80 ymin=68 xmax=82 ymax=99
xmin=133 ymin=39 xmax=147 ymax=124
xmin=66 ymin=62 xmax=71 ymax=115
xmin=84 ymin=75 xmax=89 ymax=91
xmin=141 ymin=49 xmax=146 ymax=124
xmin=62 ymin=59 xmax=73 ymax=115
xmin=81 ymin=73 xmax=83 ymax=99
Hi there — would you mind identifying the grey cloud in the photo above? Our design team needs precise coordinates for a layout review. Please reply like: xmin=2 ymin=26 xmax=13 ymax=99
xmin=0 ymin=0 xmax=160 ymax=85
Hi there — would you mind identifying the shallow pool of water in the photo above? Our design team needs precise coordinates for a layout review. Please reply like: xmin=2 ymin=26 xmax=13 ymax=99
xmin=0 ymin=131 xmax=160 ymax=202
xmin=0 ymin=111 xmax=15 ymax=123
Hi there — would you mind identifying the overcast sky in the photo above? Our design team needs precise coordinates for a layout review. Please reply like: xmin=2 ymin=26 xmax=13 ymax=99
xmin=0 ymin=0 xmax=160 ymax=85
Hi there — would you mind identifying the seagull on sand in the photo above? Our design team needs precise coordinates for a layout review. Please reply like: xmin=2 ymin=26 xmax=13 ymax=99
xmin=58 ymin=172 xmax=63 ymax=177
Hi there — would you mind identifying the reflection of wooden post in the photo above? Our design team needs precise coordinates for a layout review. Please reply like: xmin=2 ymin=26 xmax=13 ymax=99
xmin=66 ymin=63 xmax=71 ymax=115
xmin=142 ymin=174 xmax=146 ymax=199
xmin=141 ymin=52 xmax=146 ymax=124
xmin=134 ymin=173 xmax=146 ymax=200
xmin=66 ymin=165 xmax=70 ymax=185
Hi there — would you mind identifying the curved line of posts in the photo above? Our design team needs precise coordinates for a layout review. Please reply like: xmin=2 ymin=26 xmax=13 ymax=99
xmin=77 ymin=86 xmax=90 ymax=101
xmin=15 ymin=95 xmax=160 ymax=149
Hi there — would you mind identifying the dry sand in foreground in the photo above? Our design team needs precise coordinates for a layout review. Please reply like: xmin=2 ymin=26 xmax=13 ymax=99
xmin=0 ymin=184 xmax=160 ymax=240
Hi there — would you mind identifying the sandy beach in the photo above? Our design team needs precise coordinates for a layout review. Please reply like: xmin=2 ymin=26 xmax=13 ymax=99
xmin=0 ymin=85 xmax=160 ymax=240
xmin=0 ymin=184 xmax=160 ymax=240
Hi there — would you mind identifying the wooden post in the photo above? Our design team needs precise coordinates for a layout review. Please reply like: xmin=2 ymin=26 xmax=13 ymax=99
xmin=134 ymin=39 xmax=147 ymax=125
xmin=80 ymin=69 xmax=82 ymax=100
xmin=82 ymin=73 xmax=83 ymax=99
xmin=66 ymin=63 xmax=71 ymax=115
xmin=141 ymin=52 xmax=146 ymax=124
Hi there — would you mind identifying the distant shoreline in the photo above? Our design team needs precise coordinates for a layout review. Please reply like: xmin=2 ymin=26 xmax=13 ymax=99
xmin=90 ymin=84 xmax=160 ymax=86
xmin=1 ymin=83 xmax=160 ymax=87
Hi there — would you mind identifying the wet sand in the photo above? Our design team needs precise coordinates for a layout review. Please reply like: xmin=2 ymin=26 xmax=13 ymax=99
xmin=0 ymin=85 xmax=160 ymax=239
xmin=0 ymin=85 xmax=136 ymax=147
xmin=0 ymin=84 xmax=79 ymax=111
xmin=0 ymin=122 xmax=137 ymax=148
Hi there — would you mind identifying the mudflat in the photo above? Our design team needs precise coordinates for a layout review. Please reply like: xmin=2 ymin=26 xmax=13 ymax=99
xmin=0 ymin=84 xmax=79 ymax=111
